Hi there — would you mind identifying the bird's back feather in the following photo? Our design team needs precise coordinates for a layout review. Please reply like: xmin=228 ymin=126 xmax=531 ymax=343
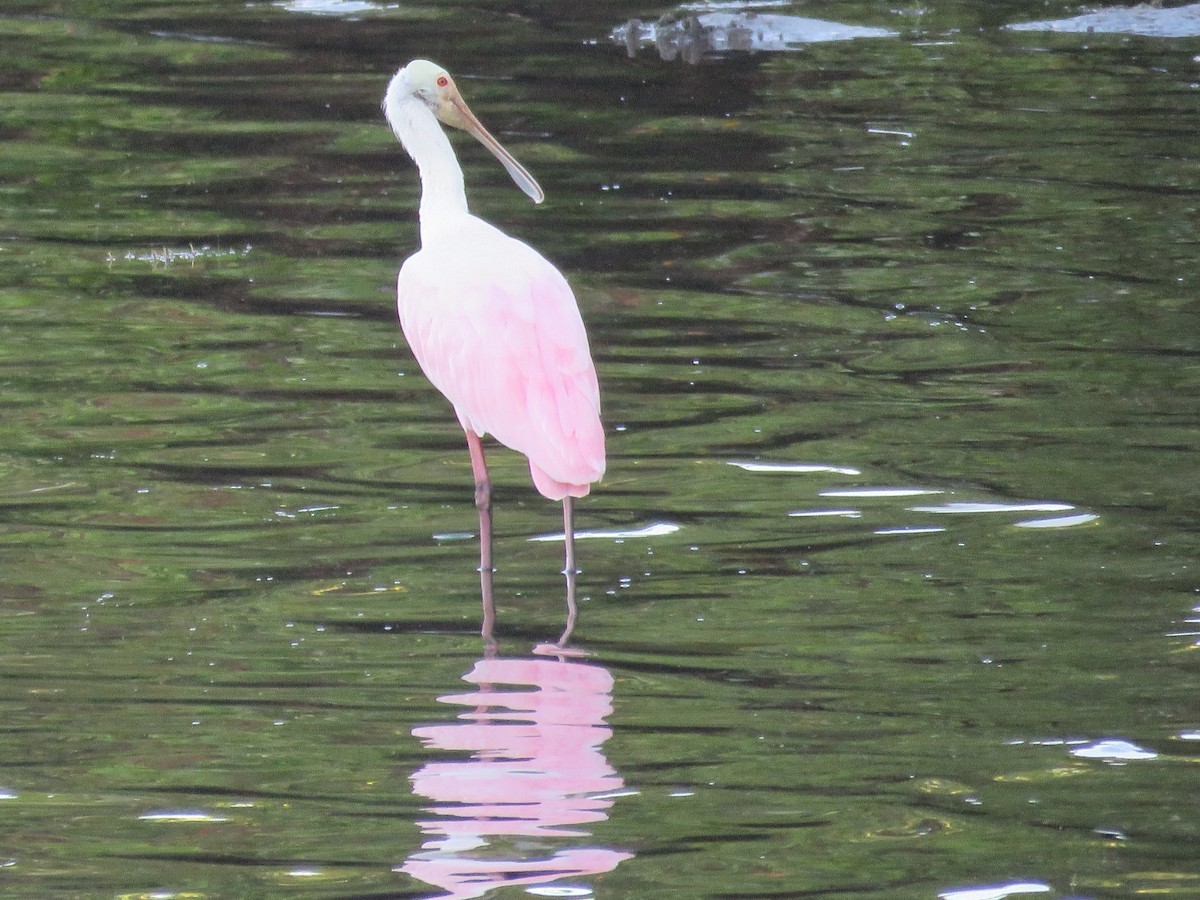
xmin=398 ymin=215 xmax=605 ymax=500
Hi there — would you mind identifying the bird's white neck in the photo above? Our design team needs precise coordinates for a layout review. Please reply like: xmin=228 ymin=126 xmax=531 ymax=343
xmin=385 ymin=92 xmax=470 ymax=243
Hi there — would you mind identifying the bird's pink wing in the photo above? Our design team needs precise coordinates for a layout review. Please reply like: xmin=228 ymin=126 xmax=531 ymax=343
xmin=398 ymin=220 xmax=604 ymax=500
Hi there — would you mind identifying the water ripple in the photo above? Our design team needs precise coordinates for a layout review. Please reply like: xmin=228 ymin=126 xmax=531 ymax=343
xmin=529 ymin=522 xmax=682 ymax=542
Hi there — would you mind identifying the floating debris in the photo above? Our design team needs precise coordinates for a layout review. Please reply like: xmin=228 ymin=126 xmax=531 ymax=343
xmin=613 ymin=4 xmax=896 ymax=62
xmin=1006 ymin=3 xmax=1200 ymax=37
xmin=110 ymin=243 xmax=251 ymax=266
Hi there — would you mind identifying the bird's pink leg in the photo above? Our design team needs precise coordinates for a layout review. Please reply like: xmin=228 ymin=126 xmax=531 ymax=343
xmin=465 ymin=430 xmax=496 ymax=646
xmin=557 ymin=496 xmax=578 ymax=647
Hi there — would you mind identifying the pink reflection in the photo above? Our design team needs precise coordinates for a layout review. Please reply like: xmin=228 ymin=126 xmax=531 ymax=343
xmin=399 ymin=655 xmax=634 ymax=899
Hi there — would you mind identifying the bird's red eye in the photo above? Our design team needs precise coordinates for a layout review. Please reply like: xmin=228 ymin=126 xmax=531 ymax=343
xmin=436 ymin=75 xmax=449 ymax=87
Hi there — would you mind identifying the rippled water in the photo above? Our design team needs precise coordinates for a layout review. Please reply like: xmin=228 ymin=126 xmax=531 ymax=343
xmin=1 ymin=1 xmax=1198 ymax=898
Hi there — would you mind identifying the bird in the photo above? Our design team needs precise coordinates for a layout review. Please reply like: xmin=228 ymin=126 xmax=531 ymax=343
xmin=382 ymin=59 xmax=605 ymax=643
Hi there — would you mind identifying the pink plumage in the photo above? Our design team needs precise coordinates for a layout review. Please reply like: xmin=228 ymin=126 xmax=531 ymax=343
xmin=398 ymin=216 xmax=605 ymax=500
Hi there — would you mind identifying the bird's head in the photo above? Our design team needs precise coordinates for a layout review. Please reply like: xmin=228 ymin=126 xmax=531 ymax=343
xmin=391 ymin=60 xmax=469 ymax=129
xmin=385 ymin=59 xmax=544 ymax=204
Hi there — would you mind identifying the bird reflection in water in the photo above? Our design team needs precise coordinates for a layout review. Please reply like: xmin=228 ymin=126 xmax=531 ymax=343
xmin=397 ymin=642 xmax=634 ymax=899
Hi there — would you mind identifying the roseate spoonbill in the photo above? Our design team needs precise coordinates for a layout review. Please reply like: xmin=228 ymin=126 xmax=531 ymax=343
xmin=382 ymin=59 xmax=605 ymax=640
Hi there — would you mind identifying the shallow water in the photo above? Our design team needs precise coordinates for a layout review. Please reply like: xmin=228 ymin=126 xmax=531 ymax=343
xmin=1 ymin=1 xmax=1198 ymax=898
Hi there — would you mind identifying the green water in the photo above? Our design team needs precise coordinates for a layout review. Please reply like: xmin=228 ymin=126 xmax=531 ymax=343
xmin=1 ymin=1 xmax=1198 ymax=898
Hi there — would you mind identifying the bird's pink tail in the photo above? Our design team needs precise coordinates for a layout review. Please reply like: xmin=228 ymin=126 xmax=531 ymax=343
xmin=530 ymin=462 xmax=593 ymax=501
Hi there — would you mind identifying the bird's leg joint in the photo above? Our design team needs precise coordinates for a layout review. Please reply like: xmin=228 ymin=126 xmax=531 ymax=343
xmin=473 ymin=479 xmax=490 ymax=514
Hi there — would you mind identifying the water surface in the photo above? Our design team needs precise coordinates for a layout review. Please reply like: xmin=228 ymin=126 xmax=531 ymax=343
xmin=0 ymin=1 xmax=1198 ymax=898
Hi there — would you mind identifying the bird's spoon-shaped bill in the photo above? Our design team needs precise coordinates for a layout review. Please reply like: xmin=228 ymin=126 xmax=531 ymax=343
xmin=437 ymin=89 xmax=544 ymax=204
